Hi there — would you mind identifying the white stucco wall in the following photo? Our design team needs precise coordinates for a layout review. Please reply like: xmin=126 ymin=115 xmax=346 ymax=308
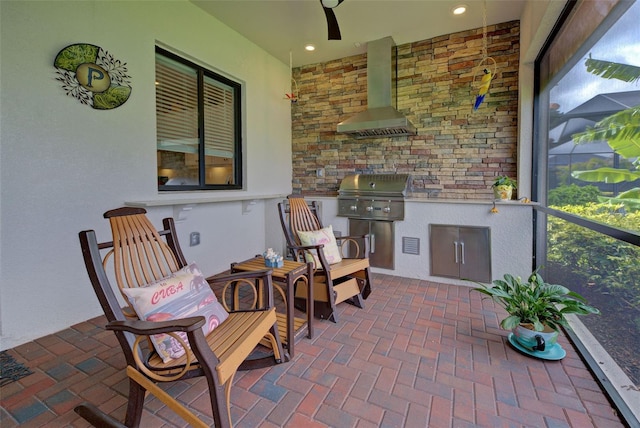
xmin=0 ymin=0 xmax=292 ymax=350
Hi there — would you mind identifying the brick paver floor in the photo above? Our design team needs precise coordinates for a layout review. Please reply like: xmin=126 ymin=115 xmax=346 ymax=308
xmin=0 ymin=273 xmax=626 ymax=427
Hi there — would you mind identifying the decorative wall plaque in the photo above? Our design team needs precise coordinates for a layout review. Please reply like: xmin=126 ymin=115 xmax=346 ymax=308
xmin=54 ymin=43 xmax=132 ymax=110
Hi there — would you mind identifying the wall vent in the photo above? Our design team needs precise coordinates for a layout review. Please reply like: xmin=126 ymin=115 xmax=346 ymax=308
xmin=402 ymin=237 xmax=420 ymax=255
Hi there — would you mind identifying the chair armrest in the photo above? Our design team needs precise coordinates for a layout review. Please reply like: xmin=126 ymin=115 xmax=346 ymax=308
xmin=335 ymin=234 xmax=370 ymax=258
xmin=287 ymin=243 xmax=334 ymax=272
xmin=106 ymin=317 xmax=205 ymax=335
xmin=107 ymin=317 xmax=221 ymax=380
xmin=207 ymin=268 xmax=277 ymax=311
xmin=207 ymin=268 xmax=273 ymax=283
xmin=288 ymin=243 xmax=326 ymax=259
xmin=284 ymin=243 xmax=325 ymax=264
xmin=288 ymin=243 xmax=325 ymax=251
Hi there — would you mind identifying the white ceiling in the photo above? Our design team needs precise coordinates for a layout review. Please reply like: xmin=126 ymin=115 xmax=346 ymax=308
xmin=191 ymin=0 xmax=527 ymax=67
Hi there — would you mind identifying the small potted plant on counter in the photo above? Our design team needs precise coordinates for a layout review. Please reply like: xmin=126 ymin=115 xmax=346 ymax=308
xmin=492 ymin=176 xmax=517 ymax=200
xmin=473 ymin=270 xmax=599 ymax=359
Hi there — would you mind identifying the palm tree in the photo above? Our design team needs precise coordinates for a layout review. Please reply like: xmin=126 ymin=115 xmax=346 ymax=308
xmin=570 ymin=55 xmax=640 ymax=210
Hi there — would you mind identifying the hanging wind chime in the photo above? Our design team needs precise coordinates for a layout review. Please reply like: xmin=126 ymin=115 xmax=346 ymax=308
xmin=285 ymin=51 xmax=299 ymax=103
xmin=472 ymin=0 xmax=496 ymax=111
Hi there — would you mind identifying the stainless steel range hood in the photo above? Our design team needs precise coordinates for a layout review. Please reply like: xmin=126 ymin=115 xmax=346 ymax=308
xmin=337 ymin=36 xmax=416 ymax=138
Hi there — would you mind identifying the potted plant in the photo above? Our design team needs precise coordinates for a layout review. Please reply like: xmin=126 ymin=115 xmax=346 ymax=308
xmin=492 ymin=176 xmax=517 ymax=200
xmin=473 ymin=270 xmax=599 ymax=355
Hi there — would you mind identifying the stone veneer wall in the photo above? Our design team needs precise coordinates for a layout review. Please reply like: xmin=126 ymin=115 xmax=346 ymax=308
xmin=291 ymin=21 xmax=520 ymax=199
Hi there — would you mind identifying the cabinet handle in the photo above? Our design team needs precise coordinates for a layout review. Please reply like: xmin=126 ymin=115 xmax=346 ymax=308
xmin=454 ymin=241 xmax=459 ymax=263
xmin=370 ymin=234 xmax=376 ymax=254
xmin=460 ymin=242 xmax=465 ymax=264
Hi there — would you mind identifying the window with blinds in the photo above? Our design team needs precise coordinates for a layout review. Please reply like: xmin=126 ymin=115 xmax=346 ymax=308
xmin=155 ymin=47 xmax=241 ymax=189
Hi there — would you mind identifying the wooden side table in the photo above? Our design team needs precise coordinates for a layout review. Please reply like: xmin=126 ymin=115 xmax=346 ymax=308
xmin=229 ymin=256 xmax=313 ymax=361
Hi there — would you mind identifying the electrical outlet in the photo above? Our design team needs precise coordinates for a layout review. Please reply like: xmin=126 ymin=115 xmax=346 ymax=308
xmin=190 ymin=232 xmax=200 ymax=246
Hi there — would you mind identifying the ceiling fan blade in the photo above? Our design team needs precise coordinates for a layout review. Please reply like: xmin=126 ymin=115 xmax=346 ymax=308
xmin=321 ymin=2 xmax=342 ymax=40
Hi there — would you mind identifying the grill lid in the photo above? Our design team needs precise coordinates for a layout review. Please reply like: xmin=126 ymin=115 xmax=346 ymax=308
xmin=338 ymin=174 xmax=411 ymax=196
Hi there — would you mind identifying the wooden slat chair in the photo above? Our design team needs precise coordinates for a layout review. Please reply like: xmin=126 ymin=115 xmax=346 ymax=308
xmin=278 ymin=196 xmax=373 ymax=322
xmin=74 ymin=207 xmax=283 ymax=428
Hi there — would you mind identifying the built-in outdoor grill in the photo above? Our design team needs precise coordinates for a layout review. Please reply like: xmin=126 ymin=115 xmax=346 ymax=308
xmin=337 ymin=174 xmax=411 ymax=269
xmin=337 ymin=173 xmax=411 ymax=221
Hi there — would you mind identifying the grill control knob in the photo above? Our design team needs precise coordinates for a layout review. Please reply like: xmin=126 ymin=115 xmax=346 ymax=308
xmin=350 ymin=205 xmax=357 ymax=211
xmin=366 ymin=205 xmax=374 ymax=212
xmin=383 ymin=206 xmax=391 ymax=213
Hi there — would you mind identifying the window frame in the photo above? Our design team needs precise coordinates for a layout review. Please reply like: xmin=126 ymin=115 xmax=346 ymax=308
xmin=532 ymin=1 xmax=640 ymax=425
xmin=155 ymin=46 xmax=243 ymax=191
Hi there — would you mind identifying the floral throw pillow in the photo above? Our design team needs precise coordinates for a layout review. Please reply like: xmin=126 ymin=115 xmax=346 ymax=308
xmin=121 ymin=262 xmax=229 ymax=363
xmin=296 ymin=224 xmax=343 ymax=269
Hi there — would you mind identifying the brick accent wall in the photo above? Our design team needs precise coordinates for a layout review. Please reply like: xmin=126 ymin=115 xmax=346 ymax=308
xmin=291 ymin=21 xmax=520 ymax=199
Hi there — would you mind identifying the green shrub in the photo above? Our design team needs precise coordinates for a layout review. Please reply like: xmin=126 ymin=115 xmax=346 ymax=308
xmin=548 ymin=184 xmax=601 ymax=206
xmin=547 ymin=202 xmax=640 ymax=305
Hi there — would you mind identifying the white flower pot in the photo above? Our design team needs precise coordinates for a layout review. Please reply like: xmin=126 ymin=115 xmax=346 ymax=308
xmin=513 ymin=323 xmax=558 ymax=352
xmin=493 ymin=185 xmax=513 ymax=200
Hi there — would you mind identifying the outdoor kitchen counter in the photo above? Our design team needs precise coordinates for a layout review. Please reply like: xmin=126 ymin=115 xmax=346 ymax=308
xmin=303 ymin=195 xmax=535 ymax=285
xmin=299 ymin=192 xmax=538 ymax=206
xmin=406 ymin=195 xmax=539 ymax=206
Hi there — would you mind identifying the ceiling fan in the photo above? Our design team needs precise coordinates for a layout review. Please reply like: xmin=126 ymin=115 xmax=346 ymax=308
xmin=320 ymin=0 xmax=345 ymax=40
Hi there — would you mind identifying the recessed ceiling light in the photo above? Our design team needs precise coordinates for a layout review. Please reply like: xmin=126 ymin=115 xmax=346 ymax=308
xmin=305 ymin=44 xmax=316 ymax=52
xmin=452 ymin=5 xmax=467 ymax=15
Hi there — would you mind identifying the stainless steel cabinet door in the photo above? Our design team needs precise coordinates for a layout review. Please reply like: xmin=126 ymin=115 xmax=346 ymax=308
xmin=370 ymin=220 xmax=394 ymax=270
xmin=429 ymin=225 xmax=491 ymax=282
xmin=429 ymin=225 xmax=460 ymax=279
xmin=348 ymin=219 xmax=369 ymax=257
xmin=458 ymin=227 xmax=491 ymax=283
xmin=349 ymin=219 xmax=395 ymax=269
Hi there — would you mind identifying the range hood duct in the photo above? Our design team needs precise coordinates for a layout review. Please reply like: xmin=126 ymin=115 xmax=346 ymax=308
xmin=337 ymin=36 xmax=416 ymax=138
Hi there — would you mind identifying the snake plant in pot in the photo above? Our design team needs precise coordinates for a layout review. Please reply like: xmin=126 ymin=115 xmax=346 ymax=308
xmin=473 ymin=270 xmax=599 ymax=354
